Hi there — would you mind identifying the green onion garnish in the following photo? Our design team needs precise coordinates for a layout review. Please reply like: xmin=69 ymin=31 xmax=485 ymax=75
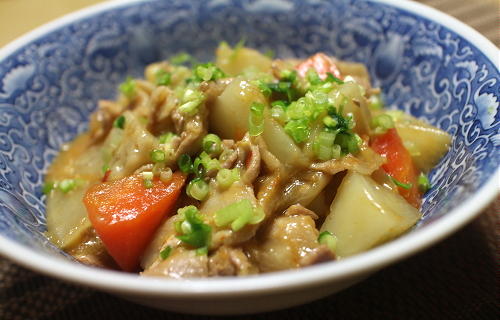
xmin=192 ymin=63 xmax=226 ymax=82
xmin=371 ymin=114 xmax=394 ymax=134
xmin=369 ymin=94 xmax=383 ymax=110
xmin=255 ymin=80 xmax=272 ymax=97
xmin=159 ymin=132 xmax=177 ymax=144
xmin=119 ymin=76 xmax=136 ymax=98
xmin=216 ymin=168 xmax=240 ymax=189
xmin=150 ymin=149 xmax=166 ymax=163
xmin=178 ymin=88 xmax=205 ymax=115
xmin=390 ymin=176 xmax=413 ymax=190
xmin=313 ymin=131 xmax=338 ymax=161
xmin=318 ymin=231 xmax=337 ymax=253
xmin=113 ymin=115 xmax=125 ymax=129
xmin=196 ymin=246 xmax=208 ymax=256
xmin=176 ymin=206 xmax=211 ymax=249
xmin=178 ymin=154 xmax=193 ymax=174
xmin=418 ymin=173 xmax=431 ymax=193
xmin=214 ymin=199 xmax=264 ymax=232
xmin=284 ymin=119 xmax=310 ymax=143
xmin=170 ymin=52 xmax=194 ymax=66
xmin=249 ymin=102 xmax=265 ymax=136
xmin=324 ymin=72 xmax=344 ymax=84
xmin=202 ymin=134 xmax=222 ymax=155
xmin=186 ymin=178 xmax=209 ymax=201
xmin=155 ymin=69 xmax=172 ymax=86
xmin=58 ymin=179 xmax=77 ymax=193
xmin=160 ymin=246 xmax=173 ymax=260
xmin=42 ymin=182 xmax=55 ymax=195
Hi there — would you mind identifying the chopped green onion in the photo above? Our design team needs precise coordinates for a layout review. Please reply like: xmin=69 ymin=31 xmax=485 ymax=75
xmin=113 ymin=115 xmax=125 ymax=129
xmin=142 ymin=171 xmax=154 ymax=180
xmin=216 ymin=168 xmax=240 ymax=189
xmin=193 ymin=152 xmax=220 ymax=177
xmin=58 ymin=179 xmax=77 ymax=193
xmin=390 ymin=176 xmax=413 ymax=190
xmin=187 ymin=178 xmax=209 ymax=201
xmin=150 ymin=149 xmax=166 ymax=163
xmin=270 ymin=105 xmax=288 ymax=124
xmin=313 ymin=131 xmax=338 ymax=161
xmin=142 ymin=171 xmax=154 ymax=189
xmin=284 ymin=119 xmax=310 ymax=143
xmin=202 ymin=134 xmax=222 ymax=155
xmin=322 ymin=115 xmax=338 ymax=128
xmin=280 ymin=69 xmax=297 ymax=83
xmin=193 ymin=63 xmax=226 ymax=82
xmin=371 ymin=114 xmax=394 ymax=134
xmin=170 ymin=52 xmax=194 ymax=66
xmin=249 ymin=102 xmax=265 ymax=136
xmin=335 ymin=132 xmax=361 ymax=155
xmin=178 ymin=154 xmax=193 ymax=174
xmin=178 ymin=88 xmax=205 ymax=115
xmin=176 ymin=206 xmax=211 ymax=249
xmin=119 ymin=76 xmax=136 ymax=98
xmin=255 ymin=80 xmax=272 ymax=97
xmin=196 ymin=246 xmax=208 ymax=256
xmin=160 ymin=246 xmax=173 ymax=260
xmin=178 ymin=100 xmax=201 ymax=115
xmin=324 ymin=72 xmax=344 ymax=84
xmin=155 ymin=69 xmax=171 ymax=86
xmin=160 ymin=168 xmax=173 ymax=183
xmin=318 ymin=231 xmax=337 ymax=253
xmin=214 ymin=199 xmax=264 ymax=232
xmin=306 ymin=69 xmax=322 ymax=85
xmin=418 ymin=173 xmax=431 ymax=193
xmin=369 ymin=94 xmax=383 ymax=110
xmin=42 ymin=182 xmax=55 ymax=195
xmin=159 ymin=132 xmax=177 ymax=144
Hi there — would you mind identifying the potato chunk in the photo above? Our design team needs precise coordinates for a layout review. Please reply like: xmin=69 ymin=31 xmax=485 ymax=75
xmin=320 ymin=171 xmax=421 ymax=257
xmin=216 ymin=42 xmax=272 ymax=76
xmin=392 ymin=112 xmax=451 ymax=172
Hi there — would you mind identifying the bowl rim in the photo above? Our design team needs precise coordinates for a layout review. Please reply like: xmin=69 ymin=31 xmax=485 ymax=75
xmin=0 ymin=0 xmax=499 ymax=298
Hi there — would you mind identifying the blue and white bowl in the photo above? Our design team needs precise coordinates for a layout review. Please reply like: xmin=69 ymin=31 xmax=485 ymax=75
xmin=0 ymin=0 xmax=498 ymax=315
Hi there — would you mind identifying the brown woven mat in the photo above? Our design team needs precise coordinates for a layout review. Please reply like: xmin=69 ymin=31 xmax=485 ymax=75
xmin=0 ymin=1 xmax=499 ymax=319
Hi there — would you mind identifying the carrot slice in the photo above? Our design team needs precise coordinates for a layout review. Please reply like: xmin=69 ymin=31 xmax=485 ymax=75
xmin=295 ymin=53 xmax=342 ymax=80
xmin=84 ymin=172 xmax=186 ymax=271
xmin=371 ymin=128 xmax=421 ymax=208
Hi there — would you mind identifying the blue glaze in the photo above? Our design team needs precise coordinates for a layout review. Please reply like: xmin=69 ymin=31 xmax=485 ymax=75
xmin=0 ymin=0 xmax=498 ymax=257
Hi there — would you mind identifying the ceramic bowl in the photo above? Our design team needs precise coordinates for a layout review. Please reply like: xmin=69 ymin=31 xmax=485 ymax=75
xmin=0 ymin=0 xmax=498 ymax=315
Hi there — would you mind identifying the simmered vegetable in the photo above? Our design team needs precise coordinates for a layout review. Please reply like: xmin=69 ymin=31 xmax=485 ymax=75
xmin=320 ymin=172 xmax=421 ymax=257
xmin=44 ymin=44 xmax=450 ymax=277
xmin=84 ymin=172 xmax=186 ymax=271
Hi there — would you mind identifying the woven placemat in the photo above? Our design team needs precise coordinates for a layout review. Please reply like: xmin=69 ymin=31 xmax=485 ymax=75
xmin=0 ymin=1 xmax=499 ymax=319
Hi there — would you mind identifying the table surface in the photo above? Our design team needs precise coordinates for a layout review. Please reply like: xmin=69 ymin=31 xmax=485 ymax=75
xmin=0 ymin=0 xmax=499 ymax=319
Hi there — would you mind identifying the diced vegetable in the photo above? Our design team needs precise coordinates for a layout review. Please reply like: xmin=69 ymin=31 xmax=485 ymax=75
xmin=210 ymin=78 xmax=267 ymax=140
xmin=391 ymin=113 xmax=451 ymax=172
xmin=46 ymin=182 xmax=92 ymax=249
xmin=84 ymin=172 xmax=186 ymax=271
xmin=216 ymin=42 xmax=272 ymax=76
xmin=320 ymin=172 xmax=421 ymax=257
xmin=371 ymin=128 xmax=421 ymax=208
